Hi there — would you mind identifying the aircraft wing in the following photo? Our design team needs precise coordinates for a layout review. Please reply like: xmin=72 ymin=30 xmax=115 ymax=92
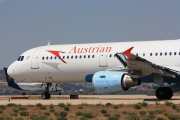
xmin=108 ymin=47 xmax=180 ymax=86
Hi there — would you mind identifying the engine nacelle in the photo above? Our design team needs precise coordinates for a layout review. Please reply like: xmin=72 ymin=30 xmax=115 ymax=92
xmin=153 ymin=83 xmax=180 ymax=92
xmin=92 ymin=71 xmax=141 ymax=94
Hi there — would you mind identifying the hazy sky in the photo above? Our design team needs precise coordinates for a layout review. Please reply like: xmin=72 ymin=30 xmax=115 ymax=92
xmin=0 ymin=0 xmax=180 ymax=68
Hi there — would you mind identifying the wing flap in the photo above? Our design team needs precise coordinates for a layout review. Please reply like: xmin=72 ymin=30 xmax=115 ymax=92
xmin=114 ymin=48 xmax=180 ymax=78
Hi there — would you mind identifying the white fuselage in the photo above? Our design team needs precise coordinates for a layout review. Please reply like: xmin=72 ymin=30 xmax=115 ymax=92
xmin=7 ymin=39 xmax=180 ymax=83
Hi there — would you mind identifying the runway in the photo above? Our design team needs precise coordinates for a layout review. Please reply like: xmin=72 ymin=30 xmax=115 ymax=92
xmin=0 ymin=95 xmax=180 ymax=105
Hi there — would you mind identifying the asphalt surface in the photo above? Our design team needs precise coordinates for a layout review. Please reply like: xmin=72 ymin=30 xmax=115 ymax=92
xmin=0 ymin=95 xmax=180 ymax=105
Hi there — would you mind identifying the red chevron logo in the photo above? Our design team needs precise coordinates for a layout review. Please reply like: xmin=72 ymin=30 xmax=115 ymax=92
xmin=47 ymin=50 xmax=67 ymax=64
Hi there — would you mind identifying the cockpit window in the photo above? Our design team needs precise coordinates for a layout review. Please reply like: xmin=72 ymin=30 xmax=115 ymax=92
xmin=20 ymin=56 xmax=24 ymax=61
xmin=17 ymin=56 xmax=20 ymax=61
xmin=17 ymin=56 xmax=24 ymax=61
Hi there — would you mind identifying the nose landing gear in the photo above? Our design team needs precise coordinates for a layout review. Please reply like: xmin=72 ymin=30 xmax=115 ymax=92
xmin=41 ymin=83 xmax=51 ymax=99
xmin=41 ymin=91 xmax=51 ymax=99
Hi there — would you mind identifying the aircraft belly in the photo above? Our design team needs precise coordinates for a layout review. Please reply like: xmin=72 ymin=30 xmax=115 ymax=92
xmin=52 ymin=72 xmax=92 ymax=83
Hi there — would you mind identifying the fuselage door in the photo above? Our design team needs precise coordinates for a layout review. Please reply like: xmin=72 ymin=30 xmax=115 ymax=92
xmin=99 ymin=52 xmax=108 ymax=67
xmin=31 ymin=49 xmax=41 ymax=69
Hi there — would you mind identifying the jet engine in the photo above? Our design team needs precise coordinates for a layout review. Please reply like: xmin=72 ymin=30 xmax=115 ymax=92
xmin=92 ymin=71 xmax=141 ymax=94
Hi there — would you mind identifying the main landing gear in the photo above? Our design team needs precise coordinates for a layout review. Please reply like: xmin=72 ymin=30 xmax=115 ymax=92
xmin=41 ymin=83 xmax=51 ymax=99
xmin=156 ymin=87 xmax=173 ymax=99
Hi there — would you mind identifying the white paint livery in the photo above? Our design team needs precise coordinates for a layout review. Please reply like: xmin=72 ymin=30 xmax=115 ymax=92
xmin=7 ymin=39 xmax=180 ymax=99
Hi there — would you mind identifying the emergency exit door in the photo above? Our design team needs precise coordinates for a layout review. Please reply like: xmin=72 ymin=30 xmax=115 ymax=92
xmin=99 ymin=52 xmax=108 ymax=67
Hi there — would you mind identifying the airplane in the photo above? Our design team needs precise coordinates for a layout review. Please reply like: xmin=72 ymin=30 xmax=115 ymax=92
xmin=3 ymin=68 xmax=63 ymax=99
xmin=7 ymin=39 xmax=180 ymax=99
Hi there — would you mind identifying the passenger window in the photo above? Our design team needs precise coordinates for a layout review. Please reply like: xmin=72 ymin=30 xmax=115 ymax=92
xmin=109 ymin=54 xmax=112 ymax=57
xmin=63 ymin=56 xmax=65 ymax=59
xmin=174 ymin=52 xmax=176 ymax=55
xmin=50 ymin=56 xmax=53 ymax=59
xmin=67 ymin=56 xmax=69 ymax=59
xmin=136 ymin=53 xmax=138 ymax=56
xmin=160 ymin=52 xmax=162 ymax=56
xmin=155 ymin=53 xmax=158 ymax=56
xmin=150 ymin=53 xmax=152 ymax=56
xmin=84 ymin=55 xmax=86 ymax=58
xmin=54 ymin=56 xmax=56 ymax=59
xmin=92 ymin=55 xmax=95 ymax=58
xmin=143 ymin=53 xmax=145 ymax=56
xmin=75 ymin=55 xmax=78 ymax=59
xmin=169 ymin=52 xmax=172 ymax=56
xmin=59 ymin=56 xmax=61 ymax=59
xmin=46 ymin=57 xmax=48 ymax=60
xmin=88 ymin=55 xmax=90 ymax=58
xmin=42 ymin=57 xmax=44 ymax=60
xmin=179 ymin=52 xmax=180 ymax=55
xmin=165 ymin=52 xmax=167 ymax=56
xmin=79 ymin=55 xmax=82 ymax=59
xmin=71 ymin=56 xmax=73 ymax=59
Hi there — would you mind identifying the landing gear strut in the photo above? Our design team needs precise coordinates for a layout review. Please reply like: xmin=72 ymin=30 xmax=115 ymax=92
xmin=156 ymin=87 xmax=173 ymax=99
xmin=41 ymin=83 xmax=51 ymax=99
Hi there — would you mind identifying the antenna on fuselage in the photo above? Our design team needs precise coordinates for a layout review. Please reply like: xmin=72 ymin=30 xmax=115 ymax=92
xmin=47 ymin=41 xmax=50 ymax=46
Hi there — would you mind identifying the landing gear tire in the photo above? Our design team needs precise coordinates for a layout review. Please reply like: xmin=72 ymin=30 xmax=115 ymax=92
xmin=22 ymin=92 xmax=27 ymax=95
xmin=156 ymin=87 xmax=173 ymax=99
xmin=41 ymin=92 xmax=51 ymax=99
xmin=165 ymin=87 xmax=173 ymax=99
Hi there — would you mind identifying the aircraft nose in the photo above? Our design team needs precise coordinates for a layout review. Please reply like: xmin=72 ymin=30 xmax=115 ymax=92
xmin=7 ymin=61 xmax=24 ymax=81
xmin=7 ymin=64 xmax=15 ymax=77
